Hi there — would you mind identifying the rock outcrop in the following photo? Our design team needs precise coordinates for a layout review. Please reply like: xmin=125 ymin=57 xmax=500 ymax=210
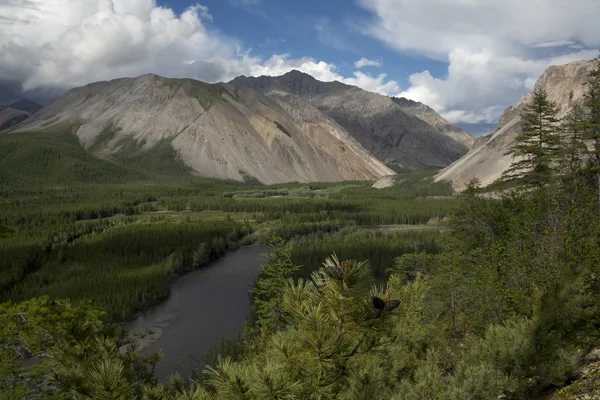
xmin=436 ymin=60 xmax=597 ymax=190
xmin=15 ymin=74 xmax=393 ymax=184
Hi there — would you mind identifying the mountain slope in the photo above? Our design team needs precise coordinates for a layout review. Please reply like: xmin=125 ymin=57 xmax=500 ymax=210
xmin=230 ymin=71 xmax=472 ymax=170
xmin=0 ymin=99 xmax=44 ymax=132
xmin=391 ymin=97 xmax=474 ymax=148
xmin=0 ymin=131 xmax=147 ymax=189
xmin=15 ymin=74 xmax=393 ymax=184
xmin=0 ymin=107 xmax=30 ymax=131
xmin=436 ymin=59 xmax=597 ymax=190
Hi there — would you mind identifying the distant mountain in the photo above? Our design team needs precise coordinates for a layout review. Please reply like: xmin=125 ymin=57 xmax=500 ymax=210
xmin=0 ymin=108 xmax=30 ymax=132
xmin=9 ymin=99 xmax=43 ymax=114
xmin=0 ymin=99 xmax=44 ymax=132
xmin=14 ymin=74 xmax=393 ymax=184
xmin=230 ymin=70 xmax=472 ymax=170
xmin=436 ymin=59 xmax=597 ymax=190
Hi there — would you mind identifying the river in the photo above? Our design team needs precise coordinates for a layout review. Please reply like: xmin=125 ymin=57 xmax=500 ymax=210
xmin=128 ymin=245 xmax=268 ymax=380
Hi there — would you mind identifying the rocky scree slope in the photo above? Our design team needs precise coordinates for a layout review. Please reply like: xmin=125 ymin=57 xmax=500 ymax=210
xmin=436 ymin=59 xmax=597 ymax=190
xmin=15 ymin=74 xmax=393 ymax=184
xmin=230 ymin=70 xmax=472 ymax=170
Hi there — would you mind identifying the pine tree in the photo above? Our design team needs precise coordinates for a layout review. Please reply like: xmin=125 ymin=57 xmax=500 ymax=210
xmin=502 ymin=89 xmax=561 ymax=187
xmin=559 ymin=103 xmax=589 ymax=178
xmin=0 ymin=198 xmax=12 ymax=238
xmin=250 ymin=237 xmax=299 ymax=333
xmin=205 ymin=255 xmax=431 ymax=399
xmin=583 ymin=55 xmax=600 ymax=206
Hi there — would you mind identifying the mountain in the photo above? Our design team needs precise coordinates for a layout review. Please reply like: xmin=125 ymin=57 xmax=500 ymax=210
xmin=390 ymin=97 xmax=474 ymax=148
xmin=14 ymin=74 xmax=393 ymax=184
xmin=9 ymin=99 xmax=43 ymax=114
xmin=0 ymin=99 xmax=44 ymax=132
xmin=436 ymin=60 xmax=597 ymax=190
xmin=0 ymin=107 xmax=30 ymax=132
xmin=230 ymin=71 xmax=472 ymax=170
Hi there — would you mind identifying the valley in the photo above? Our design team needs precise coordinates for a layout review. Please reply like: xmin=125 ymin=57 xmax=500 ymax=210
xmin=2 ymin=57 xmax=600 ymax=399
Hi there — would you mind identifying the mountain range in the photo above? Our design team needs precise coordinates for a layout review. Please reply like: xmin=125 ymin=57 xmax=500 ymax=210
xmin=8 ymin=59 xmax=592 ymax=188
xmin=5 ymin=71 xmax=474 ymax=184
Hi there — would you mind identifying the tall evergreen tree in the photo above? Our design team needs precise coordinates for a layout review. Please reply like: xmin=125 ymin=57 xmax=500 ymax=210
xmin=583 ymin=55 xmax=600 ymax=206
xmin=250 ymin=237 xmax=299 ymax=333
xmin=559 ymin=103 xmax=589 ymax=178
xmin=502 ymin=89 xmax=561 ymax=187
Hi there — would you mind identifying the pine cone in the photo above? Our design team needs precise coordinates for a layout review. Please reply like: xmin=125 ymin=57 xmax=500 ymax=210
xmin=372 ymin=296 xmax=386 ymax=310
xmin=323 ymin=266 xmax=344 ymax=280
xmin=384 ymin=300 xmax=401 ymax=311
xmin=372 ymin=297 xmax=401 ymax=311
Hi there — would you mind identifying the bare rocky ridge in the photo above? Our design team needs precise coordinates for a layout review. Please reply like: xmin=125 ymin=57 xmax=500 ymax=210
xmin=15 ymin=74 xmax=393 ymax=184
xmin=436 ymin=59 xmax=597 ymax=190
xmin=230 ymin=71 xmax=472 ymax=170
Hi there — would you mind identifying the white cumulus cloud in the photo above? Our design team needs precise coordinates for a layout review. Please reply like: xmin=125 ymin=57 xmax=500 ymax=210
xmin=355 ymin=57 xmax=383 ymax=68
xmin=0 ymin=0 xmax=402 ymax=104
xmin=358 ymin=0 xmax=600 ymax=122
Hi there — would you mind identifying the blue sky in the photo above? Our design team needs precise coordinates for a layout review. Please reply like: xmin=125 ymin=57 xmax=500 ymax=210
xmin=1 ymin=0 xmax=600 ymax=134
xmin=159 ymin=0 xmax=448 ymax=88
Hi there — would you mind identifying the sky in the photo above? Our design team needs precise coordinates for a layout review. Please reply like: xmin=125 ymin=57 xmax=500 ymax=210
xmin=1 ymin=0 xmax=600 ymax=135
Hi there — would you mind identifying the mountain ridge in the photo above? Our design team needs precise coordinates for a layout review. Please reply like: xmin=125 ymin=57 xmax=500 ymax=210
xmin=230 ymin=70 xmax=473 ymax=170
xmin=13 ymin=73 xmax=393 ymax=184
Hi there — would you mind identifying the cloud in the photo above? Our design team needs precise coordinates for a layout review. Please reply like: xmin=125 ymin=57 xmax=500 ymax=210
xmin=358 ymin=0 xmax=600 ymax=122
xmin=240 ymin=54 xmax=400 ymax=95
xmin=343 ymin=71 xmax=399 ymax=94
xmin=355 ymin=57 xmax=382 ymax=68
xmin=0 ymin=0 xmax=235 ymax=91
xmin=533 ymin=40 xmax=575 ymax=48
xmin=0 ymin=0 xmax=402 ymax=103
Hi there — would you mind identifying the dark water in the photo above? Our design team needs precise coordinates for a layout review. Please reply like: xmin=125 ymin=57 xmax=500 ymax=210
xmin=128 ymin=245 xmax=267 ymax=380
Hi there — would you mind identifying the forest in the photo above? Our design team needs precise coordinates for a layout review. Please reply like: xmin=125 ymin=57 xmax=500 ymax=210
xmin=1 ymin=59 xmax=600 ymax=399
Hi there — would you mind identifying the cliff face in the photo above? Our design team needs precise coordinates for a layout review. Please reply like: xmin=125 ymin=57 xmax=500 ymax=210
xmin=16 ymin=74 xmax=393 ymax=184
xmin=231 ymin=71 xmax=472 ymax=170
xmin=436 ymin=60 xmax=597 ymax=190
